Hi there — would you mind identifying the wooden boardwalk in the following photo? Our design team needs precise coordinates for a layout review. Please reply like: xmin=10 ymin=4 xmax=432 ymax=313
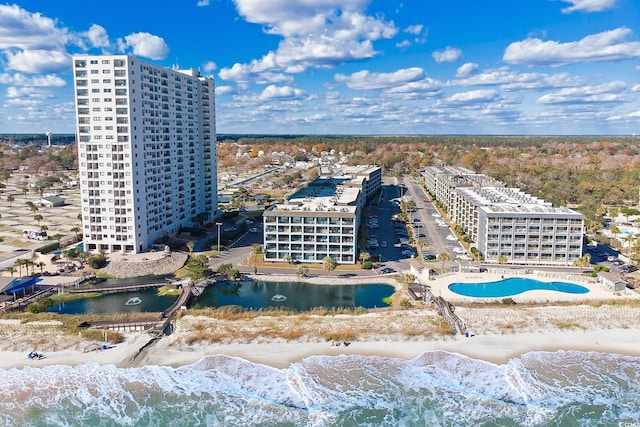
xmin=66 ymin=282 xmax=166 ymax=294
xmin=409 ymin=282 xmax=467 ymax=335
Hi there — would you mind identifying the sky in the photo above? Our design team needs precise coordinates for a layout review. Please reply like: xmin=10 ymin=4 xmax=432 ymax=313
xmin=1 ymin=0 xmax=640 ymax=136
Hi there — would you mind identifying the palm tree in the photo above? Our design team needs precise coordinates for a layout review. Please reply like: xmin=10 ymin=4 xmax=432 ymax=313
xmin=322 ymin=256 xmax=337 ymax=271
xmin=497 ymin=254 xmax=508 ymax=265
xmin=415 ymin=240 xmax=426 ymax=260
xmin=437 ymin=252 xmax=450 ymax=272
xmin=36 ymin=261 xmax=46 ymax=274
xmin=70 ymin=226 xmax=81 ymax=241
xmin=296 ymin=264 xmax=309 ymax=278
xmin=26 ymin=201 xmax=38 ymax=213
xmin=33 ymin=214 xmax=44 ymax=226
xmin=14 ymin=259 xmax=26 ymax=276
xmin=6 ymin=267 xmax=16 ymax=277
xmin=573 ymin=254 xmax=591 ymax=274
xmin=186 ymin=241 xmax=195 ymax=253
xmin=359 ymin=251 xmax=371 ymax=265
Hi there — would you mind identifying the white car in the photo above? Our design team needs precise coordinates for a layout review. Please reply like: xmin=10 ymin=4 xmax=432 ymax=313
xmin=457 ymin=255 xmax=472 ymax=261
xmin=446 ymin=235 xmax=457 ymax=241
xmin=453 ymin=248 xmax=464 ymax=254
xmin=431 ymin=213 xmax=440 ymax=217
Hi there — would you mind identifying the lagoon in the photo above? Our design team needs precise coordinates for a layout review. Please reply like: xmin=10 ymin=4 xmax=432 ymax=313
xmin=195 ymin=280 xmax=394 ymax=311
xmin=46 ymin=280 xmax=394 ymax=314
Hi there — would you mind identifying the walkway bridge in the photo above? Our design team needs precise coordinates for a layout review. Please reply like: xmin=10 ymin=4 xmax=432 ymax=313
xmin=409 ymin=282 xmax=467 ymax=335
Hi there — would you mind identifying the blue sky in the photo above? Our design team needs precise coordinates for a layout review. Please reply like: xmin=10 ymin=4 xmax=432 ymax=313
xmin=1 ymin=0 xmax=639 ymax=135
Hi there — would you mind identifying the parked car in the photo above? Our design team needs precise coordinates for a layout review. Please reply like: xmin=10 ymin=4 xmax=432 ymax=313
xmin=380 ymin=267 xmax=396 ymax=274
xmin=423 ymin=254 xmax=436 ymax=261
xmin=621 ymin=264 xmax=638 ymax=273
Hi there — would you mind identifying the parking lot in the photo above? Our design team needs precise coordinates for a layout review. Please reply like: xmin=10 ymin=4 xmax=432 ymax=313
xmin=365 ymin=177 xmax=466 ymax=268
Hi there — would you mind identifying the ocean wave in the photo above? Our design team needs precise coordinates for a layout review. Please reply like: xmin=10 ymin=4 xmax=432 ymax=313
xmin=0 ymin=350 xmax=638 ymax=426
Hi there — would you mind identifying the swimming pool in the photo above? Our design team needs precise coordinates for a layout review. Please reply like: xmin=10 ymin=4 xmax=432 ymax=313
xmin=448 ymin=277 xmax=590 ymax=298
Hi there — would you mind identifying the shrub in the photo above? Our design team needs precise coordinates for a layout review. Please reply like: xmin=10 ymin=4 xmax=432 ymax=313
xmin=362 ymin=260 xmax=373 ymax=270
xmin=87 ymin=253 xmax=107 ymax=269
xmin=501 ymin=297 xmax=516 ymax=305
xmin=36 ymin=241 xmax=60 ymax=254
xmin=25 ymin=297 xmax=55 ymax=313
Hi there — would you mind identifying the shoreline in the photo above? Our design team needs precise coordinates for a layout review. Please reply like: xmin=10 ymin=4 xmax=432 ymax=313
xmin=1 ymin=302 xmax=639 ymax=370
xmin=133 ymin=327 xmax=640 ymax=369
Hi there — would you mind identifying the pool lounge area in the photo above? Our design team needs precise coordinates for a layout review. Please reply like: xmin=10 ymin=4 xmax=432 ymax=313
xmin=428 ymin=272 xmax=629 ymax=302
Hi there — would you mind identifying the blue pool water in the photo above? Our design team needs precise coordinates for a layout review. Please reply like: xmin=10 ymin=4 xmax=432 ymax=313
xmin=449 ymin=277 xmax=590 ymax=298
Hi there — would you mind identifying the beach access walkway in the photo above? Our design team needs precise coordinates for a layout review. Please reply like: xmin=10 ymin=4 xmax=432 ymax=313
xmin=408 ymin=281 xmax=467 ymax=334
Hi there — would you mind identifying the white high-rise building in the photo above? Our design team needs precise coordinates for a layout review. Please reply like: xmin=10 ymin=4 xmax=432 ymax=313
xmin=73 ymin=55 xmax=217 ymax=254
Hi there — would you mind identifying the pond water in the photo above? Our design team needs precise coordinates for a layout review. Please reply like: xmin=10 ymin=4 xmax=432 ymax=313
xmin=194 ymin=280 xmax=394 ymax=311
xmin=48 ymin=280 xmax=395 ymax=314
xmin=46 ymin=288 xmax=178 ymax=315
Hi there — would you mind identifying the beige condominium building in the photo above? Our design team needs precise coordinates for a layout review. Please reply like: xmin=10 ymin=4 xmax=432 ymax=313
xmin=73 ymin=55 xmax=217 ymax=253
xmin=263 ymin=166 xmax=381 ymax=264
xmin=424 ymin=165 xmax=584 ymax=265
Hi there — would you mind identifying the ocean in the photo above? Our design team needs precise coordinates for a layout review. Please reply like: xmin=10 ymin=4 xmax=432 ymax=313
xmin=0 ymin=350 xmax=638 ymax=426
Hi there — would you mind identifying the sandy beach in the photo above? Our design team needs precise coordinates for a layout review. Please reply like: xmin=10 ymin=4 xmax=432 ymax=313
xmin=1 ymin=300 xmax=639 ymax=370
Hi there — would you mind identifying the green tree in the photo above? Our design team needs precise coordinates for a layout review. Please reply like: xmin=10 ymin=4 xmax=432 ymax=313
xmin=572 ymin=254 xmax=591 ymax=274
xmin=70 ymin=226 xmax=81 ymax=241
xmin=359 ymin=251 xmax=371 ymax=265
xmin=227 ymin=268 xmax=240 ymax=280
xmin=251 ymin=243 xmax=263 ymax=255
xmin=87 ymin=254 xmax=107 ymax=269
xmin=6 ymin=266 xmax=16 ymax=277
xmin=217 ymin=263 xmax=233 ymax=275
xmin=186 ymin=241 xmax=195 ymax=253
xmin=36 ymin=261 xmax=46 ymax=274
xmin=322 ymin=256 xmax=337 ymax=271
xmin=296 ymin=264 xmax=309 ymax=278
xmin=437 ymin=252 xmax=450 ymax=271
xmin=14 ymin=258 xmax=27 ymax=276
xmin=33 ymin=214 xmax=44 ymax=225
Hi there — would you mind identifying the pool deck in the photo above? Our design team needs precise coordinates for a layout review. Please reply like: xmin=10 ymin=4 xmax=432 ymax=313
xmin=426 ymin=272 xmax=638 ymax=303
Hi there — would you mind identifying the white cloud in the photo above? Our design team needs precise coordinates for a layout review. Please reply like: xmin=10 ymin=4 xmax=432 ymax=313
xmin=5 ymin=49 xmax=70 ymax=73
xmin=259 ymin=85 xmax=304 ymax=101
xmin=6 ymin=86 xmax=54 ymax=99
xmin=335 ymin=67 xmax=425 ymax=90
xmin=218 ymin=63 xmax=293 ymax=86
xmin=395 ymin=40 xmax=411 ymax=49
xmin=220 ymin=0 xmax=397 ymax=81
xmin=203 ymin=61 xmax=217 ymax=73
xmin=0 ymin=4 xmax=69 ymax=50
xmin=0 ymin=72 xmax=66 ymax=87
xmin=452 ymin=67 xmax=587 ymax=91
xmin=215 ymin=86 xmax=234 ymax=96
xmin=197 ymin=0 xmax=211 ymax=6
xmin=432 ymin=46 xmax=462 ymax=63
xmin=118 ymin=32 xmax=169 ymax=60
xmin=504 ymin=27 xmax=640 ymax=66
xmin=438 ymin=89 xmax=500 ymax=106
xmin=404 ymin=24 xmax=424 ymax=35
xmin=85 ymin=24 xmax=110 ymax=49
xmin=456 ymin=62 xmax=478 ymax=78
xmin=537 ymin=80 xmax=627 ymax=104
xmin=559 ymin=0 xmax=617 ymax=13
